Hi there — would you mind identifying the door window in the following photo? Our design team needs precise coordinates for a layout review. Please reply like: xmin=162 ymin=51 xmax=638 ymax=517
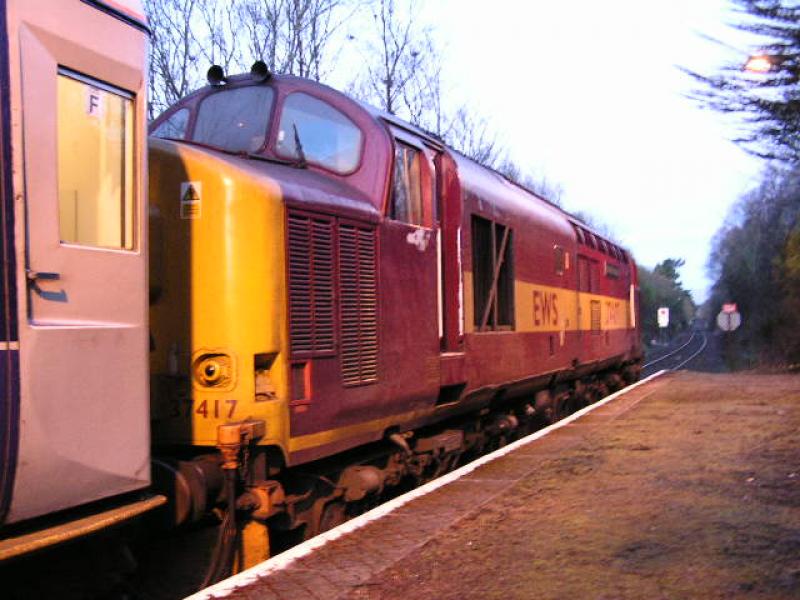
xmin=390 ymin=142 xmax=423 ymax=225
xmin=57 ymin=70 xmax=134 ymax=250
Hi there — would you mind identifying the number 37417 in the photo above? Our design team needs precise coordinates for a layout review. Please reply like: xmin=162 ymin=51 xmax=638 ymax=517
xmin=195 ymin=398 xmax=237 ymax=419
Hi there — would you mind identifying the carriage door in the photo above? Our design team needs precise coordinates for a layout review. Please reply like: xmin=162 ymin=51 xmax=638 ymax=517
xmin=10 ymin=3 xmax=149 ymax=521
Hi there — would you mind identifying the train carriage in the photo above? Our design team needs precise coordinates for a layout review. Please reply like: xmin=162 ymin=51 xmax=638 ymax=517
xmin=0 ymin=0 xmax=157 ymax=558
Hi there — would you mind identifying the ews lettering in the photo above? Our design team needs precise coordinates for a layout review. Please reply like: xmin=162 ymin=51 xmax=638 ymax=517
xmin=533 ymin=291 xmax=559 ymax=327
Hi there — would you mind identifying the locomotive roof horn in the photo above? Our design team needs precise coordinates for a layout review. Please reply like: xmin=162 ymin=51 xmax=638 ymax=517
xmin=207 ymin=64 xmax=226 ymax=86
xmin=250 ymin=60 xmax=272 ymax=82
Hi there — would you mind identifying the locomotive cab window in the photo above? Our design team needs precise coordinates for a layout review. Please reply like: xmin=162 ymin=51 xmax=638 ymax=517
xmin=193 ymin=86 xmax=274 ymax=152
xmin=57 ymin=71 xmax=134 ymax=250
xmin=152 ymin=108 xmax=189 ymax=140
xmin=275 ymin=92 xmax=363 ymax=173
xmin=472 ymin=215 xmax=514 ymax=331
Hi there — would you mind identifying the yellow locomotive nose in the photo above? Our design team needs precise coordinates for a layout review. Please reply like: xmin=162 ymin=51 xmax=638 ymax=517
xmin=148 ymin=138 xmax=289 ymax=451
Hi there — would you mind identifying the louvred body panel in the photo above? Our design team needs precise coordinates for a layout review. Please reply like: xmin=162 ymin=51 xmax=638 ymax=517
xmin=287 ymin=210 xmax=378 ymax=386
xmin=287 ymin=212 xmax=336 ymax=355
xmin=339 ymin=223 xmax=378 ymax=386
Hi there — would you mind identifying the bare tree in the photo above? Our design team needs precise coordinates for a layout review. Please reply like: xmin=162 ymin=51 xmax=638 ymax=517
xmin=444 ymin=106 xmax=503 ymax=168
xmin=350 ymin=0 xmax=432 ymax=116
xmin=237 ymin=0 xmax=350 ymax=81
xmin=398 ymin=32 xmax=443 ymax=127
xmin=237 ymin=0 xmax=284 ymax=73
xmin=194 ymin=0 xmax=243 ymax=74
xmin=496 ymin=159 xmax=564 ymax=206
xmin=286 ymin=0 xmax=348 ymax=79
xmin=145 ymin=0 xmax=203 ymax=120
xmin=145 ymin=0 xmax=352 ymax=121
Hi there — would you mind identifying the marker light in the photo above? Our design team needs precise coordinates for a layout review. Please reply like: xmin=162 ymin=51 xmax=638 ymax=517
xmin=251 ymin=61 xmax=272 ymax=82
xmin=207 ymin=65 xmax=226 ymax=86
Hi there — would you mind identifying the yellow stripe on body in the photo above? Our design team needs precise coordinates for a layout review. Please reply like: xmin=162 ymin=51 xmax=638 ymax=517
xmin=290 ymin=277 xmax=633 ymax=456
xmin=288 ymin=407 xmax=432 ymax=453
xmin=464 ymin=271 xmax=631 ymax=334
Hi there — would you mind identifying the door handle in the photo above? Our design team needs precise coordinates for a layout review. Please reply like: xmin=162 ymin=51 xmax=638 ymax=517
xmin=26 ymin=269 xmax=60 ymax=282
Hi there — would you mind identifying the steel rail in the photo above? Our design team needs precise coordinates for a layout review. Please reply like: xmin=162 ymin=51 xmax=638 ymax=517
xmin=671 ymin=331 xmax=707 ymax=370
xmin=642 ymin=331 xmax=698 ymax=369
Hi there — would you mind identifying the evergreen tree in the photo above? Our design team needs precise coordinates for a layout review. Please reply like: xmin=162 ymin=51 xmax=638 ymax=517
xmin=686 ymin=1 xmax=800 ymax=162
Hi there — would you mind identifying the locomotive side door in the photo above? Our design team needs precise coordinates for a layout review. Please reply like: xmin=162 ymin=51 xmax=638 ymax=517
xmin=6 ymin=0 xmax=149 ymax=522
xmin=379 ymin=129 xmax=441 ymax=411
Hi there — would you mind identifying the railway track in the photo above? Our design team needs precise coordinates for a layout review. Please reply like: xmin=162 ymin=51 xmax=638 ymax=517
xmin=641 ymin=330 xmax=708 ymax=377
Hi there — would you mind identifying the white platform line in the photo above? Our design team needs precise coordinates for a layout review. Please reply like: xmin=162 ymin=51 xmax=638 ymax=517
xmin=185 ymin=370 xmax=667 ymax=600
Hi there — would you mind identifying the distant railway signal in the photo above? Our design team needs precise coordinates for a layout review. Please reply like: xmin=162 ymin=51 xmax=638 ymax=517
xmin=657 ymin=307 xmax=669 ymax=328
xmin=717 ymin=310 xmax=742 ymax=332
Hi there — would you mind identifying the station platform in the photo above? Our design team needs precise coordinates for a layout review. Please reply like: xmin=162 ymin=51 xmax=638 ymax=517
xmin=189 ymin=371 xmax=800 ymax=600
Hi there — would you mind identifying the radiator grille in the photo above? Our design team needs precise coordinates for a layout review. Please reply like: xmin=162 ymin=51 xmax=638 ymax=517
xmin=339 ymin=224 xmax=378 ymax=385
xmin=287 ymin=212 xmax=335 ymax=355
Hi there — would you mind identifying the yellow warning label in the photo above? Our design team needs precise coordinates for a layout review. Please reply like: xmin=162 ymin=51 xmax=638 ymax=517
xmin=180 ymin=181 xmax=202 ymax=219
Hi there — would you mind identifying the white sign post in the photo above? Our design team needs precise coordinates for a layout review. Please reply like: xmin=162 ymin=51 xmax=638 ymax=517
xmin=657 ymin=307 xmax=669 ymax=345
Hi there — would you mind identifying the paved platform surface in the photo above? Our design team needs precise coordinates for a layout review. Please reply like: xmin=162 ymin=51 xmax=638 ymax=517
xmin=199 ymin=371 xmax=800 ymax=600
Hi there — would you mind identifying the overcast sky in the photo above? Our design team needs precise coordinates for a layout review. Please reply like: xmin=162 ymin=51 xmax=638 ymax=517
xmin=409 ymin=0 xmax=765 ymax=304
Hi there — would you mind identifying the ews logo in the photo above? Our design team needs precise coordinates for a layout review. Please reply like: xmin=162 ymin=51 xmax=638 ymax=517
xmin=533 ymin=290 xmax=559 ymax=327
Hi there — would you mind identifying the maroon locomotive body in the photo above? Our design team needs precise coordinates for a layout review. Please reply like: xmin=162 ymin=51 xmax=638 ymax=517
xmin=147 ymin=68 xmax=642 ymax=558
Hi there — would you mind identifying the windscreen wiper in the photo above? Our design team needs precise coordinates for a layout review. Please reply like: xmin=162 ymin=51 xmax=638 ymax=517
xmin=292 ymin=123 xmax=308 ymax=168
xmin=240 ymin=152 xmax=296 ymax=166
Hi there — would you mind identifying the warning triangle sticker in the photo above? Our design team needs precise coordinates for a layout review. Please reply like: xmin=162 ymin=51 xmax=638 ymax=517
xmin=182 ymin=184 xmax=200 ymax=203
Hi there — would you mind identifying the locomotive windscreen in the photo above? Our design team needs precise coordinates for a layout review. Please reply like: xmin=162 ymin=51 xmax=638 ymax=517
xmin=192 ymin=86 xmax=274 ymax=152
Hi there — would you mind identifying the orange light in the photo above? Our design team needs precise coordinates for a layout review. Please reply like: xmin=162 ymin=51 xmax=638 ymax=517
xmin=744 ymin=55 xmax=773 ymax=73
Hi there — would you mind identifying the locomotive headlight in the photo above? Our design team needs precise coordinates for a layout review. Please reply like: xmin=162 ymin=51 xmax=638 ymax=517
xmin=193 ymin=353 xmax=233 ymax=388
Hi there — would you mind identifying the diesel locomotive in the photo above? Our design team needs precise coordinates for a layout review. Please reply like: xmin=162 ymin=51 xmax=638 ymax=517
xmin=144 ymin=66 xmax=642 ymax=566
xmin=0 ymin=0 xmax=642 ymax=581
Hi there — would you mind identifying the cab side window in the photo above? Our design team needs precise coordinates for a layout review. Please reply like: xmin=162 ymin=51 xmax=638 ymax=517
xmin=390 ymin=142 xmax=423 ymax=225
xmin=152 ymin=108 xmax=189 ymax=140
